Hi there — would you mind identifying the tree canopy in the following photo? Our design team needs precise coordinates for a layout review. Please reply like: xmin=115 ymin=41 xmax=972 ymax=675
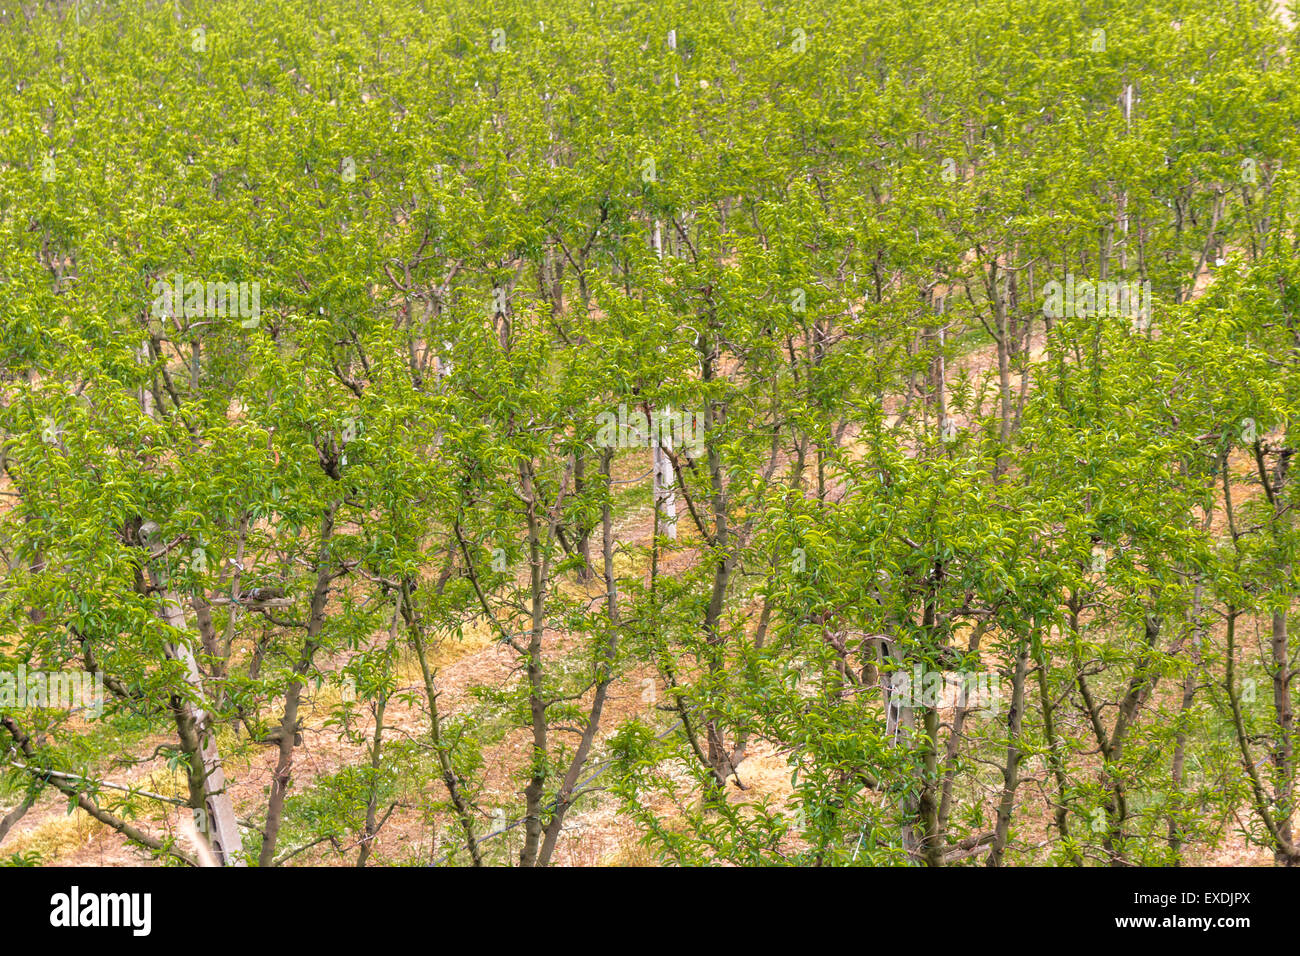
xmin=1 ymin=0 xmax=1299 ymax=868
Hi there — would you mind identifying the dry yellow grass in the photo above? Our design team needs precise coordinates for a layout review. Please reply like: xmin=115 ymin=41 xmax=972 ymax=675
xmin=5 ymin=806 xmax=108 ymax=862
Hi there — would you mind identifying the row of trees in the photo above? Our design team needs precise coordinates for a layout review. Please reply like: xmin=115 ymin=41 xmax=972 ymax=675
xmin=1 ymin=0 xmax=1297 ymax=865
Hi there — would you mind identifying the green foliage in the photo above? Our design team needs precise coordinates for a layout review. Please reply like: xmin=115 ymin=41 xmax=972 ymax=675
xmin=1 ymin=0 xmax=1298 ymax=867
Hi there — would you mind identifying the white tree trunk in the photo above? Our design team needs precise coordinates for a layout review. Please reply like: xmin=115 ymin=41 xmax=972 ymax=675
xmin=653 ymin=428 xmax=677 ymax=540
xmin=651 ymin=221 xmax=677 ymax=539
xmin=149 ymin=557 xmax=244 ymax=866
xmin=668 ymin=29 xmax=679 ymax=89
